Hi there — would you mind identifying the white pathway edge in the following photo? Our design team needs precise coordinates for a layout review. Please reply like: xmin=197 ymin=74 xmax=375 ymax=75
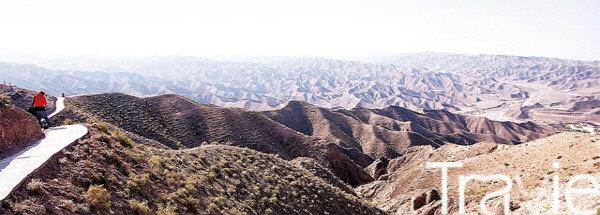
xmin=48 ymin=97 xmax=65 ymax=118
xmin=0 ymin=124 xmax=88 ymax=201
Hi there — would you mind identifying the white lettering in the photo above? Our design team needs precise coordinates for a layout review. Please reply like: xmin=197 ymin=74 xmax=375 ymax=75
xmin=427 ymin=162 xmax=463 ymax=214
xmin=553 ymin=162 xmax=560 ymax=214
xmin=426 ymin=162 xmax=600 ymax=214
xmin=459 ymin=175 xmax=512 ymax=214
xmin=565 ymin=174 xmax=599 ymax=215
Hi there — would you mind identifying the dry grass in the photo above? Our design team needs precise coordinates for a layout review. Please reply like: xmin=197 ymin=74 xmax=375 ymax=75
xmin=62 ymin=118 xmax=75 ymax=125
xmin=0 ymin=94 xmax=11 ymax=106
xmin=60 ymin=92 xmax=376 ymax=187
xmin=85 ymin=184 xmax=111 ymax=211
xmin=129 ymin=199 xmax=151 ymax=215
xmin=25 ymin=179 xmax=45 ymax=192
xmin=0 ymin=124 xmax=384 ymax=214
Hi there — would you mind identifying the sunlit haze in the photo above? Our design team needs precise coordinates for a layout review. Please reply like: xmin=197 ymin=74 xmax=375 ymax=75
xmin=1 ymin=0 xmax=599 ymax=60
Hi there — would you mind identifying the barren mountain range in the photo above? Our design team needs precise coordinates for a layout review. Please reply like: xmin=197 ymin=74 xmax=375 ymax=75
xmin=53 ymin=92 xmax=555 ymax=186
xmin=2 ymin=52 xmax=600 ymax=123
xmin=2 ymin=52 xmax=600 ymax=214
xmin=1 ymin=84 xmax=597 ymax=214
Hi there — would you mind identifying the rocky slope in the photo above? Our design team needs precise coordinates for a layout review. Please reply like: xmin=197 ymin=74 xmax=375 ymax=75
xmin=356 ymin=132 xmax=600 ymax=214
xmin=0 ymin=84 xmax=57 ymax=114
xmin=60 ymin=93 xmax=555 ymax=187
xmin=62 ymin=93 xmax=374 ymax=186
xmin=0 ymin=104 xmax=43 ymax=154
xmin=0 ymin=124 xmax=384 ymax=214
xmin=264 ymin=100 xmax=555 ymax=161
xmin=0 ymin=85 xmax=574 ymax=214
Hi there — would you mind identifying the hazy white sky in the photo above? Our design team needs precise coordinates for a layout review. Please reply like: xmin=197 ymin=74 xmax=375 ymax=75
xmin=1 ymin=0 xmax=599 ymax=60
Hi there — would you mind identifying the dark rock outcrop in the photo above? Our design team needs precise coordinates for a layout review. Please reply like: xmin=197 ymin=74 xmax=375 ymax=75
xmin=412 ymin=189 xmax=441 ymax=210
xmin=365 ymin=157 xmax=389 ymax=180
xmin=0 ymin=105 xmax=43 ymax=153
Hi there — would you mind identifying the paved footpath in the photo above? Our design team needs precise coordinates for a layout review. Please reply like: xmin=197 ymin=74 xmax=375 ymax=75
xmin=0 ymin=125 xmax=88 ymax=200
xmin=0 ymin=95 xmax=88 ymax=201
xmin=48 ymin=97 xmax=65 ymax=118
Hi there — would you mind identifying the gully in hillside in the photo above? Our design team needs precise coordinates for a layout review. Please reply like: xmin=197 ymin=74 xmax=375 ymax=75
xmin=31 ymin=91 xmax=53 ymax=129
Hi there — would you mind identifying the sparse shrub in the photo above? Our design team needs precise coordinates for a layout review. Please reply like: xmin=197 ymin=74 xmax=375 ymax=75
xmin=59 ymin=199 xmax=76 ymax=212
xmin=63 ymin=98 xmax=76 ymax=108
xmin=130 ymin=151 xmax=146 ymax=164
xmin=175 ymin=188 xmax=188 ymax=197
xmin=228 ymin=208 xmax=244 ymax=215
xmin=265 ymin=208 xmax=274 ymax=214
xmin=185 ymin=197 xmax=199 ymax=209
xmin=26 ymin=178 xmax=45 ymax=192
xmin=62 ymin=118 xmax=75 ymax=125
xmin=73 ymin=202 xmax=90 ymax=213
xmin=96 ymin=134 xmax=112 ymax=143
xmin=504 ymin=162 xmax=510 ymax=166
xmin=127 ymin=173 xmax=151 ymax=191
xmin=58 ymin=157 xmax=69 ymax=164
xmin=0 ymin=94 xmax=11 ymax=106
xmin=112 ymin=130 xmax=135 ymax=148
xmin=93 ymin=122 xmax=110 ymax=133
xmin=156 ymin=202 xmax=178 ymax=215
xmin=11 ymin=198 xmax=45 ymax=214
xmin=107 ymin=150 xmax=119 ymax=162
xmin=209 ymin=203 xmax=219 ymax=210
xmin=149 ymin=155 xmax=165 ymax=168
xmin=129 ymin=199 xmax=151 ymax=215
xmin=85 ymin=184 xmax=111 ymax=211
xmin=593 ymin=156 xmax=600 ymax=160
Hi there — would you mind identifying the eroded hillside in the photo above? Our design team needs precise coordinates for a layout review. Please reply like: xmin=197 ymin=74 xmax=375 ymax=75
xmin=59 ymin=93 xmax=555 ymax=188
xmin=0 ymin=124 xmax=385 ymax=214
xmin=0 ymin=88 xmax=581 ymax=215
xmin=264 ymin=100 xmax=555 ymax=161
xmin=0 ymin=84 xmax=57 ymax=114
xmin=61 ymin=93 xmax=374 ymax=186
xmin=356 ymin=132 xmax=600 ymax=214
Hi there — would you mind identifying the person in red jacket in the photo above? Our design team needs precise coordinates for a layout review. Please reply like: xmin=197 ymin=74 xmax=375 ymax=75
xmin=32 ymin=91 xmax=53 ymax=129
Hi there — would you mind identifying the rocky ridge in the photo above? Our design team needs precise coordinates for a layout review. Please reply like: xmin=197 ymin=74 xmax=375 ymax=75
xmin=356 ymin=132 xmax=600 ymax=214
xmin=59 ymin=93 xmax=555 ymax=188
